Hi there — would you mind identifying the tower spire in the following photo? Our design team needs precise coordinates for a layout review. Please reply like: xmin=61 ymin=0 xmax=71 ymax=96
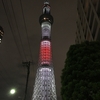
xmin=42 ymin=0 xmax=51 ymax=14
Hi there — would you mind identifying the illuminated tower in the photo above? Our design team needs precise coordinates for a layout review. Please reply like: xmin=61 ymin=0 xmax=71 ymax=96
xmin=32 ymin=0 xmax=57 ymax=100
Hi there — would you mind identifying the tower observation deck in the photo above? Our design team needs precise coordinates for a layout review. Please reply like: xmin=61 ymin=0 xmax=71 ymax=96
xmin=32 ymin=1 xmax=57 ymax=100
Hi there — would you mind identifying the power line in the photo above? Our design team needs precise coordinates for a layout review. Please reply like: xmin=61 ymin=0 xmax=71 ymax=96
xmin=20 ymin=0 xmax=33 ymax=62
xmin=1 ymin=0 xmax=24 ymax=62
xmin=10 ymin=0 xmax=27 ymax=61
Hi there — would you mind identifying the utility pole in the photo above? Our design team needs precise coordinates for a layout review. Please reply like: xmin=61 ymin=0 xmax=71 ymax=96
xmin=22 ymin=61 xmax=30 ymax=100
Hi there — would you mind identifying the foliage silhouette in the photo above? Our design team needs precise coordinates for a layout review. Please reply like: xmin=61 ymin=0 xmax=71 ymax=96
xmin=61 ymin=41 xmax=100 ymax=100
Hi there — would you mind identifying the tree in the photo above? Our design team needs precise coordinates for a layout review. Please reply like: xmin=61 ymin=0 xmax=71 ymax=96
xmin=61 ymin=41 xmax=100 ymax=100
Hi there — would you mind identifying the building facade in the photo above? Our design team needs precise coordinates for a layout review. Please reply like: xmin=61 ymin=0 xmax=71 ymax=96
xmin=32 ymin=1 xmax=57 ymax=100
xmin=76 ymin=0 xmax=100 ymax=43
xmin=0 ymin=26 xmax=4 ymax=43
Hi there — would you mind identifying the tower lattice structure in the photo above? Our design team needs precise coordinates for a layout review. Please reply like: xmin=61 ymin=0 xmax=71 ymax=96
xmin=32 ymin=1 xmax=57 ymax=100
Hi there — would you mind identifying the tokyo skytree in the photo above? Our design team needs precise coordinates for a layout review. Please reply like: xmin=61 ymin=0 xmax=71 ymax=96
xmin=32 ymin=0 xmax=57 ymax=100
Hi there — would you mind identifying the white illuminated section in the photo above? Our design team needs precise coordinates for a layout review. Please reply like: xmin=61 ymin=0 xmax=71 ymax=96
xmin=41 ymin=22 xmax=51 ymax=38
xmin=39 ymin=68 xmax=51 ymax=71
xmin=32 ymin=66 xmax=57 ymax=100
xmin=41 ymin=40 xmax=50 ymax=45
xmin=44 ymin=1 xmax=49 ymax=5
xmin=43 ymin=2 xmax=50 ymax=14
xmin=43 ymin=7 xmax=50 ymax=14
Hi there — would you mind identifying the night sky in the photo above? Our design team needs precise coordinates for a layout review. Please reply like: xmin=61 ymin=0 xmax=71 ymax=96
xmin=0 ymin=0 xmax=77 ymax=100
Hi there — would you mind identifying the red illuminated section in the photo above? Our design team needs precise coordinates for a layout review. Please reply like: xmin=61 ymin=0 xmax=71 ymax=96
xmin=39 ymin=40 xmax=52 ymax=65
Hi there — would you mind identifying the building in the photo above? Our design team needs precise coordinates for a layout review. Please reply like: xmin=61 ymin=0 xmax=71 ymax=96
xmin=76 ymin=0 xmax=100 ymax=43
xmin=32 ymin=0 xmax=57 ymax=100
xmin=0 ymin=26 xmax=4 ymax=43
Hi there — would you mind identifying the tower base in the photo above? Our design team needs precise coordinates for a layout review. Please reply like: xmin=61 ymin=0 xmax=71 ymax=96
xmin=32 ymin=66 xmax=57 ymax=100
